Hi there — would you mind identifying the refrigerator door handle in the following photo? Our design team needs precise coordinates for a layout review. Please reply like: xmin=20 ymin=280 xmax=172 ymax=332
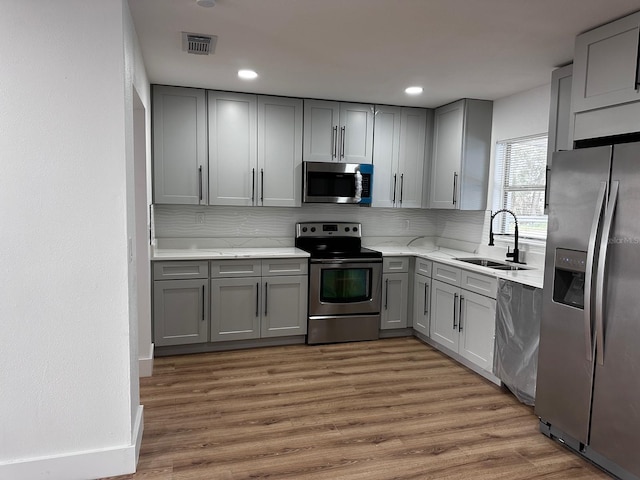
xmin=595 ymin=180 xmax=619 ymax=366
xmin=584 ymin=181 xmax=608 ymax=362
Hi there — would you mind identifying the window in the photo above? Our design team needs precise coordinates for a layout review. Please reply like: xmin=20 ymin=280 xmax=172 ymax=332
xmin=493 ymin=135 xmax=548 ymax=240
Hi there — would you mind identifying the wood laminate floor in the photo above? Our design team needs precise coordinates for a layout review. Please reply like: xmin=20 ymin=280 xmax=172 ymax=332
xmin=104 ymin=337 xmax=610 ymax=480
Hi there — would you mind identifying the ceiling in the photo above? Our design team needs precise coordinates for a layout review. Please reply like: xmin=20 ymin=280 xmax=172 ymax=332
xmin=128 ymin=0 xmax=640 ymax=108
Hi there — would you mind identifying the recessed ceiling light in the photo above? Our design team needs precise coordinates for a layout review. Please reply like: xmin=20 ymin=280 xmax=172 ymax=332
xmin=196 ymin=0 xmax=216 ymax=7
xmin=238 ymin=69 xmax=258 ymax=80
xmin=405 ymin=86 xmax=424 ymax=95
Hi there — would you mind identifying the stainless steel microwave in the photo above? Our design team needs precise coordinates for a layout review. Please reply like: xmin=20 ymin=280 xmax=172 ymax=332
xmin=303 ymin=162 xmax=373 ymax=204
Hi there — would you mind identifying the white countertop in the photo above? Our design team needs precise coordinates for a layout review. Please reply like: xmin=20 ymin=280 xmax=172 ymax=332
xmin=151 ymin=245 xmax=543 ymax=289
xmin=371 ymin=245 xmax=544 ymax=289
xmin=151 ymin=247 xmax=310 ymax=261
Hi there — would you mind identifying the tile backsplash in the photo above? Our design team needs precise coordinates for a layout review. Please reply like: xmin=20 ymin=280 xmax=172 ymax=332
xmin=153 ymin=204 xmax=485 ymax=248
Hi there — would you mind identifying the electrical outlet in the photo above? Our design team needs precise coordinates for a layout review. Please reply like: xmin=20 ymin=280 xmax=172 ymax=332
xmin=405 ymin=220 xmax=410 ymax=230
xmin=195 ymin=212 xmax=205 ymax=224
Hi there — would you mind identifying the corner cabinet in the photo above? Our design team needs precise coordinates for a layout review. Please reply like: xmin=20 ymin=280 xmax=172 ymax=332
xmin=303 ymin=100 xmax=374 ymax=163
xmin=152 ymin=86 xmax=208 ymax=205
xmin=429 ymin=99 xmax=492 ymax=210
xmin=372 ymin=106 xmax=431 ymax=208
xmin=152 ymin=261 xmax=209 ymax=346
xmin=210 ymin=259 xmax=308 ymax=341
xmin=430 ymin=262 xmax=497 ymax=374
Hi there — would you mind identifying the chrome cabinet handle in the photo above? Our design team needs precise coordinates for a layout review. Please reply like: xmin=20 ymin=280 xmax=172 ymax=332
xmin=584 ymin=182 xmax=607 ymax=361
xmin=392 ymin=174 xmax=397 ymax=204
xmin=453 ymin=293 xmax=458 ymax=329
xmin=260 ymin=169 xmax=264 ymax=203
xmin=544 ymin=167 xmax=551 ymax=210
xmin=458 ymin=295 xmax=464 ymax=332
xmin=332 ymin=126 xmax=338 ymax=159
xmin=400 ymin=173 xmax=404 ymax=205
xmin=595 ymin=180 xmax=619 ymax=366
xmin=255 ymin=282 xmax=259 ymax=317
xmin=384 ymin=279 xmax=389 ymax=310
xmin=452 ymin=172 xmax=458 ymax=206
xmin=201 ymin=285 xmax=205 ymax=321
xmin=251 ymin=168 xmax=255 ymax=203
xmin=198 ymin=166 xmax=203 ymax=201
xmin=636 ymin=33 xmax=640 ymax=90
xmin=340 ymin=126 xmax=346 ymax=159
xmin=264 ymin=282 xmax=268 ymax=316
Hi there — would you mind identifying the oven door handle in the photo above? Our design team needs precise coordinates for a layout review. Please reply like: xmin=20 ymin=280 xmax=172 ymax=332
xmin=310 ymin=258 xmax=382 ymax=264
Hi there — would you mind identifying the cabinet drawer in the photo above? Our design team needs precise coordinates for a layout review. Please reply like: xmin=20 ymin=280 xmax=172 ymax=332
xmin=461 ymin=270 xmax=497 ymax=299
xmin=383 ymin=256 xmax=409 ymax=273
xmin=415 ymin=258 xmax=432 ymax=277
xmin=153 ymin=261 xmax=209 ymax=280
xmin=262 ymin=259 xmax=308 ymax=276
xmin=211 ymin=259 xmax=262 ymax=278
xmin=432 ymin=262 xmax=461 ymax=286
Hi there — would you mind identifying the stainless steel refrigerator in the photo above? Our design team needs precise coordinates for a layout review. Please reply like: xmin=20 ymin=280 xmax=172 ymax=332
xmin=536 ymin=142 xmax=640 ymax=480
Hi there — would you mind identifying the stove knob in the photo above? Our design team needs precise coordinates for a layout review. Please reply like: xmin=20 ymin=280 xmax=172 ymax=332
xmin=310 ymin=227 xmax=316 ymax=232
xmin=352 ymin=227 xmax=358 ymax=232
xmin=302 ymin=227 xmax=307 ymax=233
xmin=345 ymin=227 xmax=350 ymax=232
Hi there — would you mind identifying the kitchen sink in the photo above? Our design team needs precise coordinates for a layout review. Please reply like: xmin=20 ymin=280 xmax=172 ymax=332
xmin=454 ymin=257 xmax=531 ymax=271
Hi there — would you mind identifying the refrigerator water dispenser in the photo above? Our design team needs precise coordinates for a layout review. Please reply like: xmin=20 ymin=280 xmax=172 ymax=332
xmin=553 ymin=249 xmax=587 ymax=309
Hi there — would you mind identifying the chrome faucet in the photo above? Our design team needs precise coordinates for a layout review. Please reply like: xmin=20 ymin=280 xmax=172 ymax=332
xmin=489 ymin=209 xmax=522 ymax=264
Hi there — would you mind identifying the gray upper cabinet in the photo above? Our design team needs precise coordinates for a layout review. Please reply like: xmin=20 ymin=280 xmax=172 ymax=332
xmin=152 ymin=85 xmax=208 ymax=205
xmin=208 ymin=91 xmax=258 ymax=206
xmin=303 ymin=100 xmax=374 ymax=163
xmin=572 ymin=11 xmax=640 ymax=114
xmin=548 ymin=64 xmax=574 ymax=161
xmin=258 ymin=96 xmax=303 ymax=207
xmin=208 ymin=92 xmax=303 ymax=207
xmin=372 ymin=106 xmax=430 ymax=208
xmin=429 ymin=99 xmax=492 ymax=210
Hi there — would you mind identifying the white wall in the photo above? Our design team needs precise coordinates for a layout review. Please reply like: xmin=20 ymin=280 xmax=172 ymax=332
xmin=0 ymin=1 xmax=148 ymax=478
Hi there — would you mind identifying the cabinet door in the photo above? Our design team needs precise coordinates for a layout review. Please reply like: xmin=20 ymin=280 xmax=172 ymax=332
xmin=339 ymin=103 xmax=374 ymax=164
xmin=258 ymin=96 xmax=303 ymax=207
xmin=572 ymin=12 xmax=640 ymax=114
xmin=372 ymin=106 xmax=401 ymax=207
xmin=458 ymin=290 xmax=496 ymax=371
xmin=261 ymin=276 xmax=308 ymax=338
xmin=303 ymin=100 xmax=340 ymax=162
xmin=152 ymin=86 xmax=207 ymax=205
xmin=397 ymin=108 xmax=427 ymax=208
xmin=381 ymin=273 xmax=408 ymax=329
xmin=430 ymin=101 xmax=463 ymax=209
xmin=208 ymin=92 xmax=257 ymax=205
xmin=211 ymin=278 xmax=260 ymax=341
xmin=153 ymin=279 xmax=208 ymax=346
xmin=548 ymin=65 xmax=573 ymax=162
xmin=430 ymin=280 xmax=460 ymax=351
xmin=412 ymin=274 xmax=431 ymax=337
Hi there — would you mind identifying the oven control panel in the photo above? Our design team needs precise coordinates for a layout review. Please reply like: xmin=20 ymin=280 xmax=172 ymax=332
xmin=296 ymin=222 xmax=362 ymax=238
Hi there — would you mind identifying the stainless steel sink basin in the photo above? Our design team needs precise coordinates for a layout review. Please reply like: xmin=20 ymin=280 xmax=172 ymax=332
xmin=454 ymin=257 xmax=531 ymax=271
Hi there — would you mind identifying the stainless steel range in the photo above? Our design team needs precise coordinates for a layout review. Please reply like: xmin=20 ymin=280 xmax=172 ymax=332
xmin=295 ymin=222 xmax=382 ymax=344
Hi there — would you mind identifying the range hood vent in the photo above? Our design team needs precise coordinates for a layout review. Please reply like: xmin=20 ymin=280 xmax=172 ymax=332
xmin=182 ymin=32 xmax=217 ymax=55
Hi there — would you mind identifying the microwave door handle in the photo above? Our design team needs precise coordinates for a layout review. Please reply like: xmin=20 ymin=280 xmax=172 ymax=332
xmin=584 ymin=181 xmax=607 ymax=361
xmin=595 ymin=180 xmax=619 ymax=366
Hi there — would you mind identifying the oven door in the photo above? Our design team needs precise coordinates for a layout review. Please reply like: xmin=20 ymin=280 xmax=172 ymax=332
xmin=309 ymin=259 xmax=382 ymax=316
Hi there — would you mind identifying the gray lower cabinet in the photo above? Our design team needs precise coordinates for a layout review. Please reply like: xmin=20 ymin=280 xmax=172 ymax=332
xmin=412 ymin=258 xmax=432 ymax=336
xmin=210 ymin=259 xmax=308 ymax=341
xmin=429 ymin=263 xmax=497 ymax=373
xmin=381 ymin=257 xmax=409 ymax=330
xmin=153 ymin=261 xmax=209 ymax=346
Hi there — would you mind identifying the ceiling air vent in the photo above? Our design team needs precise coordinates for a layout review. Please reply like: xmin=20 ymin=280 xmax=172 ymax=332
xmin=182 ymin=32 xmax=217 ymax=55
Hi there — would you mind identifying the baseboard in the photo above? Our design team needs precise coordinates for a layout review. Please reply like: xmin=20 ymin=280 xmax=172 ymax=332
xmin=139 ymin=342 xmax=154 ymax=377
xmin=0 ymin=406 xmax=144 ymax=480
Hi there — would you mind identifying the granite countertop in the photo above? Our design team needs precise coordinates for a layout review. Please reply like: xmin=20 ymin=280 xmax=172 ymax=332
xmin=371 ymin=245 xmax=544 ymax=289
xmin=151 ymin=247 xmax=310 ymax=261
xmin=151 ymin=244 xmax=543 ymax=289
